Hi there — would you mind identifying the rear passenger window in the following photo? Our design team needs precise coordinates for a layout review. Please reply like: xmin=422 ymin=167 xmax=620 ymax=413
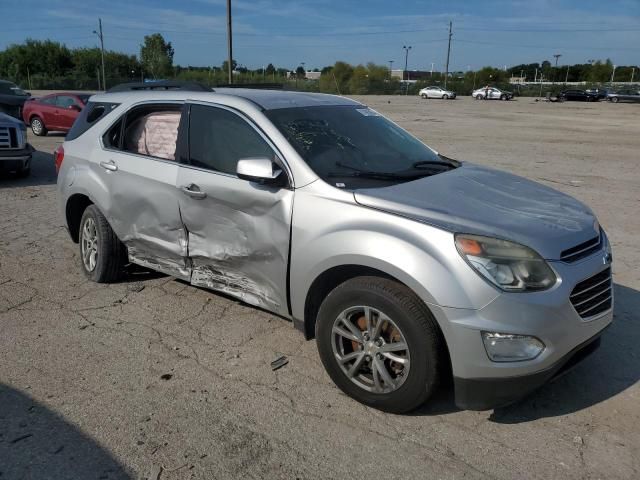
xmin=122 ymin=104 xmax=182 ymax=161
xmin=66 ymin=101 xmax=119 ymax=141
xmin=188 ymin=104 xmax=273 ymax=175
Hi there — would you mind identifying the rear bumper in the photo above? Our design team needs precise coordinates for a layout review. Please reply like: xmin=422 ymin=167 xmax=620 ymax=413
xmin=454 ymin=329 xmax=604 ymax=410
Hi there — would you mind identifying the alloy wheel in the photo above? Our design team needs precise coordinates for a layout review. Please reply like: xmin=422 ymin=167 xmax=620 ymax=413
xmin=81 ymin=217 xmax=98 ymax=272
xmin=31 ymin=118 xmax=43 ymax=135
xmin=331 ymin=306 xmax=410 ymax=394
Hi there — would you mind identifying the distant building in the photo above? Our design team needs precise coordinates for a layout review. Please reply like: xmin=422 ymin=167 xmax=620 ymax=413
xmin=391 ymin=69 xmax=436 ymax=82
xmin=286 ymin=70 xmax=321 ymax=80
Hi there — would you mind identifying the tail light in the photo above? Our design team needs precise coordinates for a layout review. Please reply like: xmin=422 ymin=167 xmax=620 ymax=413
xmin=54 ymin=145 xmax=64 ymax=174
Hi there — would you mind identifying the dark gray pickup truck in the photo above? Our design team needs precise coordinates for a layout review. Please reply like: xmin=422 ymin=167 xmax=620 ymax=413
xmin=0 ymin=80 xmax=31 ymax=119
xmin=0 ymin=112 xmax=33 ymax=177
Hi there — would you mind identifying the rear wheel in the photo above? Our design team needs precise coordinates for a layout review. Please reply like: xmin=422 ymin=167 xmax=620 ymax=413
xmin=30 ymin=116 xmax=47 ymax=136
xmin=316 ymin=276 xmax=444 ymax=413
xmin=421 ymin=93 xmax=428 ymax=99
xmin=79 ymin=205 xmax=125 ymax=283
xmin=475 ymin=94 xmax=484 ymax=100
xmin=611 ymin=97 xmax=619 ymax=103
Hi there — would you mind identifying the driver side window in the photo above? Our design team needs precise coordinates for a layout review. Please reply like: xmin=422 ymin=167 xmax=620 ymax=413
xmin=188 ymin=104 xmax=274 ymax=175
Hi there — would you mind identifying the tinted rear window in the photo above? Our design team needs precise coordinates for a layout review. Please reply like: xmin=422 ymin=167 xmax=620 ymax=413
xmin=66 ymin=101 xmax=119 ymax=141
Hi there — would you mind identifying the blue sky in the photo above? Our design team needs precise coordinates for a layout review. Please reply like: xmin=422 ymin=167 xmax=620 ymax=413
xmin=2 ymin=0 xmax=639 ymax=70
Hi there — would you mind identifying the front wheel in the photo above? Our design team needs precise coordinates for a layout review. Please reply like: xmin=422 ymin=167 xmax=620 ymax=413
xmin=610 ymin=97 xmax=619 ymax=103
xmin=316 ymin=276 xmax=444 ymax=413
xmin=475 ymin=94 xmax=484 ymax=100
xmin=79 ymin=205 xmax=126 ymax=283
xmin=442 ymin=94 xmax=449 ymax=100
xmin=421 ymin=93 xmax=428 ymax=99
xmin=30 ymin=116 xmax=47 ymax=136
xmin=500 ymin=94 xmax=507 ymax=100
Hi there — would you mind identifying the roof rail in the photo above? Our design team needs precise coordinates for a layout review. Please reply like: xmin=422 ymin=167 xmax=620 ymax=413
xmin=215 ymin=83 xmax=284 ymax=90
xmin=107 ymin=81 xmax=212 ymax=93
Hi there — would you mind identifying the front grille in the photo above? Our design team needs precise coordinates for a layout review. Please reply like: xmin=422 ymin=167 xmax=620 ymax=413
xmin=560 ymin=233 xmax=601 ymax=263
xmin=570 ymin=267 xmax=612 ymax=318
xmin=0 ymin=126 xmax=17 ymax=149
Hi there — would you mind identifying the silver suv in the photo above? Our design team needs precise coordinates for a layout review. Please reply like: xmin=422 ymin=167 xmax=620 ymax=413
xmin=57 ymin=88 xmax=613 ymax=412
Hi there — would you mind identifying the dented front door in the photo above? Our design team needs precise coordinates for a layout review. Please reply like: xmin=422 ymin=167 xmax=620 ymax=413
xmin=177 ymin=103 xmax=293 ymax=316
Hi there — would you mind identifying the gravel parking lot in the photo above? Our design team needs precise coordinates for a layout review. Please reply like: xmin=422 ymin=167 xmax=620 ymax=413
xmin=1 ymin=95 xmax=638 ymax=479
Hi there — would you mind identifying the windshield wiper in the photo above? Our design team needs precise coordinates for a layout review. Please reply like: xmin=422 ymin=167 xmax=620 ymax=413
xmin=328 ymin=169 xmax=430 ymax=181
xmin=412 ymin=159 xmax=455 ymax=169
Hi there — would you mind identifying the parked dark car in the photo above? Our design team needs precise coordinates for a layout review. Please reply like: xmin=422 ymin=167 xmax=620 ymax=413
xmin=0 ymin=112 xmax=34 ymax=177
xmin=558 ymin=89 xmax=600 ymax=102
xmin=0 ymin=80 xmax=31 ymax=119
xmin=607 ymin=89 xmax=640 ymax=103
xmin=22 ymin=92 xmax=92 ymax=136
xmin=585 ymin=88 xmax=610 ymax=100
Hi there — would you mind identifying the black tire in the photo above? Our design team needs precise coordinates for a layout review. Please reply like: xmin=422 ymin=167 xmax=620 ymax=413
xmin=611 ymin=97 xmax=619 ymax=103
xmin=316 ymin=276 xmax=444 ymax=413
xmin=79 ymin=205 xmax=125 ymax=283
xmin=30 ymin=116 xmax=47 ymax=136
xmin=500 ymin=94 xmax=507 ymax=100
xmin=475 ymin=94 xmax=484 ymax=100
xmin=442 ymin=94 xmax=449 ymax=100
xmin=421 ymin=93 xmax=428 ymax=99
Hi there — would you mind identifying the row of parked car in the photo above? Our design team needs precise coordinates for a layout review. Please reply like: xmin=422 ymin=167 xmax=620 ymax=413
xmin=418 ymin=83 xmax=640 ymax=102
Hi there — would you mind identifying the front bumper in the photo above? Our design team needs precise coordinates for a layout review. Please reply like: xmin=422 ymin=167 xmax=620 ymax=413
xmin=454 ymin=329 xmax=604 ymax=410
xmin=0 ymin=143 xmax=33 ymax=172
xmin=430 ymin=237 xmax=613 ymax=410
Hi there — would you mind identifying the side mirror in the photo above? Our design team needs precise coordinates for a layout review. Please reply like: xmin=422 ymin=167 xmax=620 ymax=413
xmin=236 ymin=157 xmax=284 ymax=185
xmin=68 ymin=104 xmax=82 ymax=111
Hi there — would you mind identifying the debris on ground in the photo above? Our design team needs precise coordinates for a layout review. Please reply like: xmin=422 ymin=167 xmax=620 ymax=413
xmin=270 ymin=355 xmax=288 ymax=371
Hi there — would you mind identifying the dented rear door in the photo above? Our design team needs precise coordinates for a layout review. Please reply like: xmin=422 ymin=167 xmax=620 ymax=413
xmin=177 ymin=103 xmax=293 ymax=316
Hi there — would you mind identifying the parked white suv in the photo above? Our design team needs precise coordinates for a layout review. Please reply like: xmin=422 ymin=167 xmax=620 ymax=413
xmin=56 ymin=86 xmax=612 ymax=413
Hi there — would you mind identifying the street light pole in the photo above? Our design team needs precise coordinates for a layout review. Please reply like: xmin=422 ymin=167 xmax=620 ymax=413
xmin=553 ymin=53 xmax=561 ymax=85
xmin=93 ymin=18 xmax=106 ymax=91
xmin=388 ymin=60 xmax=394 ymax=79
xmin=631 ymin=67 xmax=635 ymax=83
xmin=610 ymin=64 xmax=616 ymax=83
xmin=226 ymin=0 xmax=233 ymax=84
xmin=444 ymin=21 xmax=452 ymax=89
xmin=403 ymin=45 xmax=411 ymax=95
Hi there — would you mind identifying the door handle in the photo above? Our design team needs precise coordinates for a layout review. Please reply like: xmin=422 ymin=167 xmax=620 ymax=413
xmin=99 ymin=160 xmax=118 ymax=171
xmin=180 ymin=184 xmax=207 ymax=199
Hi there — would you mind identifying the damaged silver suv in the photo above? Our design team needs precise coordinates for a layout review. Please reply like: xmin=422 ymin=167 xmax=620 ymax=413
xmin=57 ymin=88 xmax=613 ymax=413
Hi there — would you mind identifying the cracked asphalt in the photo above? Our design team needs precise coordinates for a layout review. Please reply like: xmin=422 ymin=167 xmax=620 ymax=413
xmin=1 ymin=95 xmax=639 ymax=479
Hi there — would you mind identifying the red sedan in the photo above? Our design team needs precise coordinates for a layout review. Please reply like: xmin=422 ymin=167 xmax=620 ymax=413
xmin=22 ymin=92 xmax=92 ymax=136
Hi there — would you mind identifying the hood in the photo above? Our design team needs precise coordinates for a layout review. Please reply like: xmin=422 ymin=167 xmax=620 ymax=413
xmin=353 ymin=163 xmax=599 ymax=260
xmin=0 ymin=112 xmax=25 ymax=128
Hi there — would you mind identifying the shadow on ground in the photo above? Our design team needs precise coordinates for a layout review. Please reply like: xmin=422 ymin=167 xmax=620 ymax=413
xmin=0 ymin=150 xmax=56 ymax=188
xmin=412 ymin=283 xmax=640 ymax=421
xmin=0 ymin=383 xmax=132 ymax=479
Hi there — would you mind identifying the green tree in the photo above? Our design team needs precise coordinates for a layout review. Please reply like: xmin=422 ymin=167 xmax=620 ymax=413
xmin=265 ymin=63 xmax=276 ymax=75
xmin=140 ymin=33 xmax=174 ymax=79
xmin=319 ymin=61 xmax=353 ymax=94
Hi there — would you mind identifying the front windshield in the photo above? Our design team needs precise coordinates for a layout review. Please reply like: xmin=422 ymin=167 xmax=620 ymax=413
xmin=266 ymin=105 xmax=456 ymax=188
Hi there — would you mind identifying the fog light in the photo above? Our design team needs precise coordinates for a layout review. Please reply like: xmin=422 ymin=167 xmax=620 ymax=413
xmin=481 ymin=332 xmax=545 ymax=362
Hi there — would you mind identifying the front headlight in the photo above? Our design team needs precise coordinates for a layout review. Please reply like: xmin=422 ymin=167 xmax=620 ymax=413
xmin=455 ymin=234 xmax=557 ymax=292
xmin=17 ymin=126 xmax=27 ymax=149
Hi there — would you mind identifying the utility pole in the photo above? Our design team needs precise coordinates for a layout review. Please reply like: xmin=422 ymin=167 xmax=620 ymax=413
xmin=403 ymin=45 xmax=411 ymax=95
xmin=565 ymin=65 xmax=569 ymax=84
xmin=93 ymin=19 xmax=106 ymax=91
xmin=444 ymin=21 xmax=452 ymax=89
xmin=552 ymin=53 xmax=561 ymax=85
xmin=226 ymin=0 xmax=233 ymax=84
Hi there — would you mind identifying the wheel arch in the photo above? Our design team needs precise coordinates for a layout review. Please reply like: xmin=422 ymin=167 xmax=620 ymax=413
xmin=65 ymin=193 xmax=94 ymax=243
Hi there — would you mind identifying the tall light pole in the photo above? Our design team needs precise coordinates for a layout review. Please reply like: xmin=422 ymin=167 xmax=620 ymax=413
xmin=444 ymin=21 xmax=453 ymax=89
xmin=93 ymin=18 xmax=106 ymax=91
xmin=226 ymin=0 xmax=233 ymax=84
xmin=403 ymin=45 xmax=411 ymax=95
xmin=430 ymin=62 xmax=434 ymax=77
xmin=610 ymin=64 xmax=617 ymax=83
xmin=553 ymin=53 xmax=561 ymax=85
xmin=388 ymin=60 xmax=394 ymax=79
xmin=631 ymin=67 xmax=636 ymax=83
